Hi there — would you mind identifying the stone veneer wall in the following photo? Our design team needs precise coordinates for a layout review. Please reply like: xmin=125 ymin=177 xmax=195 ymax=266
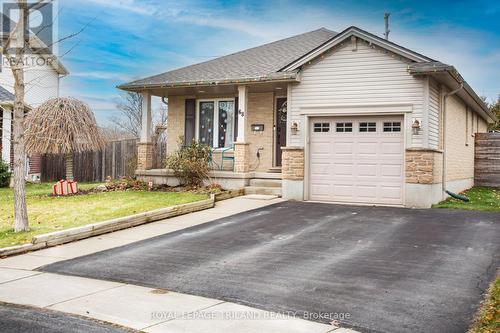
xmin=282 ymin=147 xmax=304 ymax=180
xmin=405 ymin=149 xmax=442 ymax=184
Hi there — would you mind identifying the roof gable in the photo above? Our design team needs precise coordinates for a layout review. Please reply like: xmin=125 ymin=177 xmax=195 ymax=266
xmin=280 ymin=26 xmax=434 ymax=72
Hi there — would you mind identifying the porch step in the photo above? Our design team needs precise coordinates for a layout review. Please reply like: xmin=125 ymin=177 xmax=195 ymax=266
xmin=244 ymin=186 xmax=282 ymax=196
xmin=252 ymin=172 xmax=282 ymax=179
xmin=249 ymin=179 xmax=282 ymax=188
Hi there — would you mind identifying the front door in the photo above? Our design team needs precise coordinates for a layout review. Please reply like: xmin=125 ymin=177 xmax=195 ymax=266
xmin=275 ymin=98 xmax=287 ymax=166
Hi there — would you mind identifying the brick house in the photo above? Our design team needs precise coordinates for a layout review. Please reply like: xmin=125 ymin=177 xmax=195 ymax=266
xmin=119 ymin=26 xmax=496 ymax=208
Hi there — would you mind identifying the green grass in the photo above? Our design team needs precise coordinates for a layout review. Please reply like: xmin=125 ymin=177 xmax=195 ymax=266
xmin=0 ymin=183 xmax=207 ymax=248
xmin=469 ymin=274 xmax=500 ymax=333
xmin=432 ymin=187 xmax=500 ymax=212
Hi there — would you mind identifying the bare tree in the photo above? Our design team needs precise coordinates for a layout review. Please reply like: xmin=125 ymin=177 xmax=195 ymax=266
xmin=2 ymin=0 xmax=86 ymax=231
xmin=109 ymin=92 xmax=143 ymax=137
xmin=3 ymin=0 xmax=30 ymax=231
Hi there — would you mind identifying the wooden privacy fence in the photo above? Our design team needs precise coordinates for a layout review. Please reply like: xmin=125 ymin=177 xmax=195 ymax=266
xmin=475 ymin=133 xmax=500 ymax=187
xmin=41 ymin=138 xmax=139 ymax=182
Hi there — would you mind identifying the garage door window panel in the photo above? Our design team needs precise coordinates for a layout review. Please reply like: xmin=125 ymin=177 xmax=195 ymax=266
xmin=383 ymin=122 xmax=401 ymax=132
xmin=336 ymin=122 xmax=353 ymax=133
xmin=313 ymin=122 xmax=330 ymax=133
xmin=359 ymin=122 xmax=377 ymax=132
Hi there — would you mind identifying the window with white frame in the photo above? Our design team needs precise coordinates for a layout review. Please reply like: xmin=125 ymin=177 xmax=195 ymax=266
xmin=197 ymin=99 xmax=235 ymax=148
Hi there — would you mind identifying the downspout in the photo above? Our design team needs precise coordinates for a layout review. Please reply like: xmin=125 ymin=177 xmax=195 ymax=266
xmin=441 ymin=82 xmax=464 ymax=195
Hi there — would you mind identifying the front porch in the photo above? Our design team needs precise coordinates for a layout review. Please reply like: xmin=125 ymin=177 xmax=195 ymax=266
xmin=136 ymin=168 xmax=282 ymax=196
xmin=134 ymin=81 xmax=295 ymax=193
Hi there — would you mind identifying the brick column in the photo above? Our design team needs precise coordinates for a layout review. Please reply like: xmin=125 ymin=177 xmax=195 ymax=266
xmin=234 ymin=142 xmax=250 ymax=173
xmin=282 ymin=147 xmax=304 ymax=180
xmin=281 ymin=147 xmax=304 ymax=201
xmin=405 ymin=149 xmax=442 ymax=184
xmin=137 ymin=142 xmax=153 ymax=170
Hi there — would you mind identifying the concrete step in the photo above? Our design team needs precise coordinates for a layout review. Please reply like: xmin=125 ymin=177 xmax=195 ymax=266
xmin=244 ymin=186 xmax=282 ymax=197
xmin=267 ymin=167 xmax=282 ymax=173
xmin=252 ymin=172 xmax=282 ymax=179
xmin=249 ymin=179 xmax=282 ymax=187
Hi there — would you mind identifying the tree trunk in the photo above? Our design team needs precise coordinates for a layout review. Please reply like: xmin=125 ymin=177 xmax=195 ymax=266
xmin=12 ymin=64 xmax=29 ymax=232
xmin=11 ymin=1 xmax=29 ymax=232
xmin=65 ymin=153 xmax=74 ymax=181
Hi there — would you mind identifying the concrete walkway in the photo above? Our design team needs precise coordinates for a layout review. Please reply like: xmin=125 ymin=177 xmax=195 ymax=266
xmin=0 ymin=197 xmax=356 ymax=333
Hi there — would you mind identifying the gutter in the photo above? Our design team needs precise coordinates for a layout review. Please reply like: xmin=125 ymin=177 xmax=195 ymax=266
xmin=117 ymin=73 xmax=299 ymax=91
xmin=441 ymin=82 xmax=464 ymax=195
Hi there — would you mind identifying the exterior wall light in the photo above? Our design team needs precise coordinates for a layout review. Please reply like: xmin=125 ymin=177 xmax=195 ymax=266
xmin=412 ymin=119 xmax=421 ymax=135
xmin=291 ymin=121 xmax=299 ymax=135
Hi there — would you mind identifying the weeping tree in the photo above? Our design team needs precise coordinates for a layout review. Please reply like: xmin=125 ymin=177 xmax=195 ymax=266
xmin=24 ymin=97 xmax=104 ymax=181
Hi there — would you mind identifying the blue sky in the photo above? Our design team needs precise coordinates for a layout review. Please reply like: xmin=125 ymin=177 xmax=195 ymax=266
xmin=55 ymin=0 xmax=500 ymax=124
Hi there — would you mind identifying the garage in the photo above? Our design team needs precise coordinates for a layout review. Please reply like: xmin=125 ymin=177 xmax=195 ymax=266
xmin=309 ymin=116 xmax=405 ymax=205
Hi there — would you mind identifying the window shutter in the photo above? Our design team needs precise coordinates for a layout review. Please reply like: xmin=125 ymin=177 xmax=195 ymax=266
xmin=184 ymin=99 xmax=196 ymax=145
xmin=234 ymin=97 xmax=239 ymax=142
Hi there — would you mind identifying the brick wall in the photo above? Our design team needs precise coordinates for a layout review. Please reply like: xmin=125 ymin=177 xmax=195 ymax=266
xmin=445 ymin=94 xmax=488 ymax=181
xmin=246 ymin=92 xmax=274 ymax=171
xmin=166 ymin=96 xmax=185 ymax=155
xmin=234 ymin=143 xmax=250 ymax=173
xmin=137 ymin=143 xmax=153 ymax=170
xmin=282 ymin=147 xmax=304 ymax=180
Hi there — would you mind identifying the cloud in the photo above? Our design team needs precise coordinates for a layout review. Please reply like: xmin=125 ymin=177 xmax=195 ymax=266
xmin=71 ymin=71 xmax=133 ymax=82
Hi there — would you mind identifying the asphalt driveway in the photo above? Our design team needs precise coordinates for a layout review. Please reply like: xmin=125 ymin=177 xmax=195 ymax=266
xmin=40 ymin=202 xmax=500 ymax=333
xmin=0 ymin=302 xmax=135 ymax=333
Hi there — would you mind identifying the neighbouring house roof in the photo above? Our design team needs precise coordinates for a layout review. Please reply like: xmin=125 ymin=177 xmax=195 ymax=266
xmin=0 ymin=86 xmax=14 ymax=102
xmin=118 ymin=28 xmax=337 ymax=90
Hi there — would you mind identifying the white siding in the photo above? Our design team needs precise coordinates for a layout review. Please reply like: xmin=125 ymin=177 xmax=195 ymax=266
xmin=24 ymin=63 xmax=60 ymax=107
xmin=289 ymin=41 xmax=425 ymax=147
xmin=428 ymin=79 xmax=440 ymax=149
xmin=0 ymin=63 xmax=60 ymax=107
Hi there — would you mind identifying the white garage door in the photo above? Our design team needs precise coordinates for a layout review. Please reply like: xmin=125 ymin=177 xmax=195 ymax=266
xmin=309 ymin=116 xmax=404 ymax=205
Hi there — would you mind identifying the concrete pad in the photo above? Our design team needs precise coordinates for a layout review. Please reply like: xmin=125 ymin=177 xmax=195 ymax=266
xmin=49 ymin=284 xmax=222 ymax=330
xmin=26 ymin=236 xmax=133 ymax=260
xmin=0 ymin=253 xmax=63 ymax=270
xmin=145 ymin=302 xmax=335 ymax=333
xmin=241 ymin=194 xmax=279 ymax=200
xmin=103 ymin=223 xmax=186 ymax=241
xmin=0 ymin=272 xmax=123 ymax=307
xmin=0 ymin=267 xmax=40 ymax=284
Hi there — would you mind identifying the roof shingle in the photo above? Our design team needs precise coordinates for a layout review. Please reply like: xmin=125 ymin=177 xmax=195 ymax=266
xmin=119 ymin=28 xmax=337 ymax=89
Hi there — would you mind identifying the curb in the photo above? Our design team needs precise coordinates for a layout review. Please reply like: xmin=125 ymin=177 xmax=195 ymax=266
xmin=0 ymin=194 xmax=215 ymax=258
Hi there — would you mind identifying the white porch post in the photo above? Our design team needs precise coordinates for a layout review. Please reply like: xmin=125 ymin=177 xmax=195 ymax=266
xmin=137 ymin=91 xmax=153 ymax=170
xmin=140 ymin=91 xmax=152 ymax=143
xmin=236 ymin=85 xmax=247 ymax=142
xmin=1 ymin=108 xmax=12 ymax=167
xmin=234 ymin=85 xmax=250 ymax=172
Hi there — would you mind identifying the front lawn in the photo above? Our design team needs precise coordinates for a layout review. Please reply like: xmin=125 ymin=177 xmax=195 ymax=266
xmin=432 ymin=187 xmax=500 ymax=212
xmin=0 ymin=183 xmax=207 ymax=248
xmin=469 ymin=274 xmax=500 ymax=333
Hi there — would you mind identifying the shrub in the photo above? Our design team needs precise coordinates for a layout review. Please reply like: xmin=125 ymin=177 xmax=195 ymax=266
xmin=166 ymin=137 xmax=211 ymax=187
xmin=0 ymin=159 xmax=11 ymax=188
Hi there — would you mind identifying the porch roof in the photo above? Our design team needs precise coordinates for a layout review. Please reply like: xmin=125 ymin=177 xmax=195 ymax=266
xmin=118 ymin=28 xmax=337 ymax=91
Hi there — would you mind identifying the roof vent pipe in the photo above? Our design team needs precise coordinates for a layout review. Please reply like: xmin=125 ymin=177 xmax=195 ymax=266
xmin=442 ymin=82 xmax=464 ymax=196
